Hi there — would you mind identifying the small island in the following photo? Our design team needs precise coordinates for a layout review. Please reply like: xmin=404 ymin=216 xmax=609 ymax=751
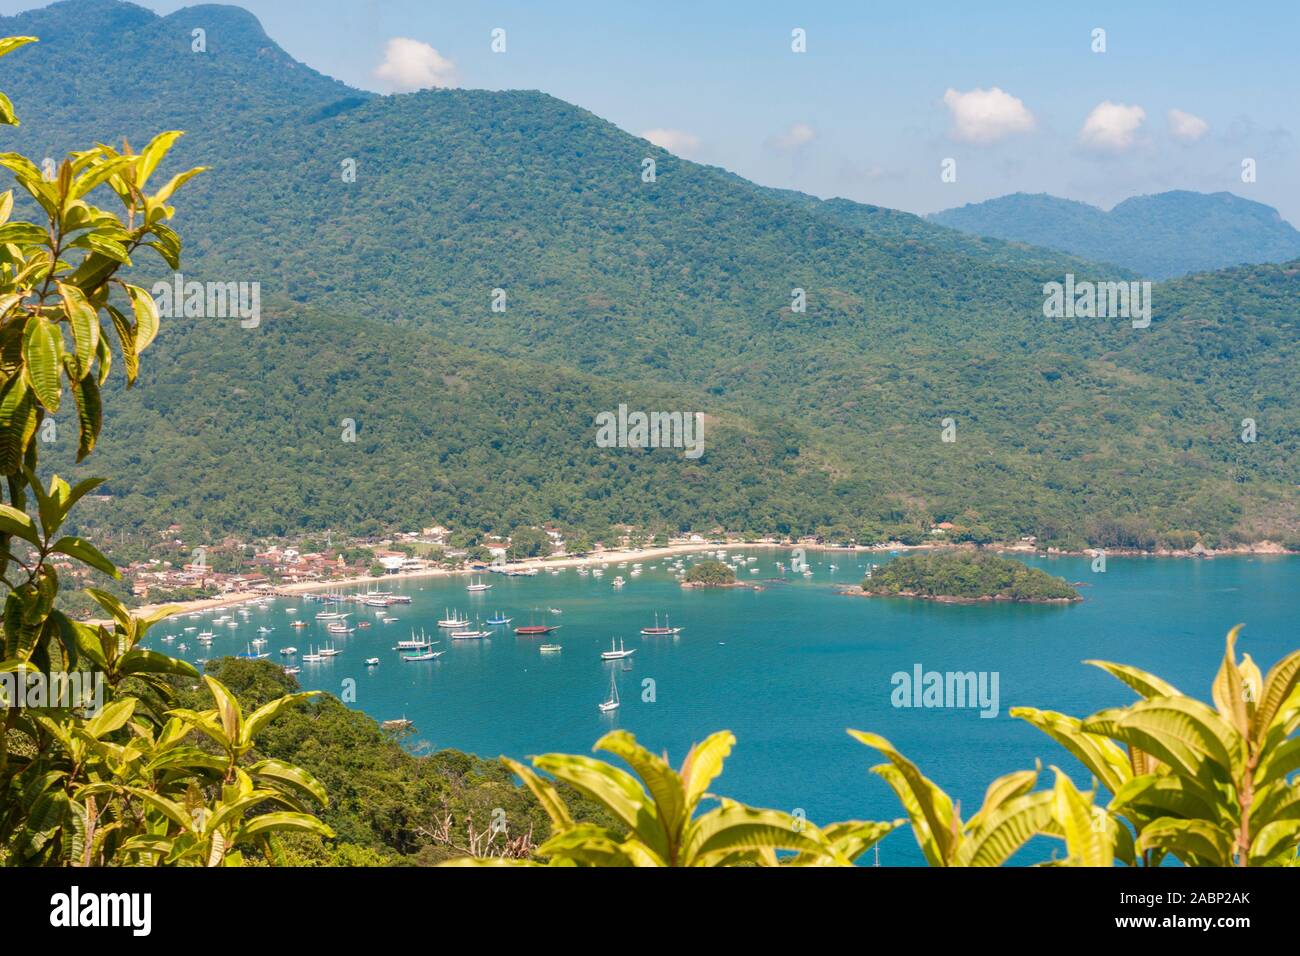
xmin=681 ymin=559 xmax=745 ymax=589
xmin=853 ymin=552 xmax=1081 ymax=604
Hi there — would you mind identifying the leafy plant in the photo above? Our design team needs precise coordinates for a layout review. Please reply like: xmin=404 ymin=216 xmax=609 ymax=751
xmin=1013 ymin=626 xmax=1300 ymax=866
xmin=445 ymin=730 xmax=898 ymax=866
xmin=0 ymin=34 xmax=331 ymax=866
xmin=848 ymin=732 xmax=1129 ymax=866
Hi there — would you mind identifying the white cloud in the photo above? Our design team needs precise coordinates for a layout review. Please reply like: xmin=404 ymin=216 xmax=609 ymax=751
xmin=1079 ymin=101 xmax=1146 ymax=152
xmin=941 ymin=87 xmax=1035 ymax=144
xmin=373 ymin=38 xmax=457 ymax=92
xmin=641 ymin=128 xmax=701 ymax=157
xmin=1168 ymin=108 xmax=1209 ymax=143
xmin=770 ymin=122 xmax=816 ymax=150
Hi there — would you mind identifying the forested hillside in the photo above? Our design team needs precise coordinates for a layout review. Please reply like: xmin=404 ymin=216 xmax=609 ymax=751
xmin=6 ymin=0 xmax=1297 ymax=549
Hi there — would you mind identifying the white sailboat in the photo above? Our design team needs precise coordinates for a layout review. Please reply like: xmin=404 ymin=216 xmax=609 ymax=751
xmin=599 ymin=670 xmax=620 ymax=712
xmin=600 ymin=637 xmax=636 ymax=660
xmin=437 ymin=609 xmax=470 ymax=628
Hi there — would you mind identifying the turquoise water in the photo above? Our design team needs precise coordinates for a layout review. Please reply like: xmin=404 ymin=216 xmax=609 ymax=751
xmin=155 ymin=550 xmax=1297 ymax=865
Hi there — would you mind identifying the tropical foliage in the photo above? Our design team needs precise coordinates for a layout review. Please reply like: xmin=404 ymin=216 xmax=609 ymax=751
xmin=682 ymin=560 xmax=736 ymax=586
xmin=444 ymin=729 xmax=898 ymax=866
xmin=444 ymin=628 xmax=1296 ymax=867
xmin=1012 ymin=625 xmax=1300 ymax=866
xmin=0 ymin=35 xmax=330 ymax=866
xmin=861 ymin=552 xmax=1080 ymax=602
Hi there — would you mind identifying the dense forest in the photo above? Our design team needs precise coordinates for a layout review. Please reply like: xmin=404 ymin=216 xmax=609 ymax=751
xmin=164 ymin=659 xmax=618 ymax=864
xmin=4 ymin=0 xmax=1297 ymax=554
xmin=860 ymin=552 xmax=1080 ymax=602
xmin=931 ymin=191 xmax=1300 ymax=279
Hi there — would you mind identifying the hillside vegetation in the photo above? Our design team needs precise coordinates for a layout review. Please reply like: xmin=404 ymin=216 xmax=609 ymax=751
xmin=4 ymin=0 xmax=1297 ymax=552
xmin=860 ymin=552 xmax=1080 ymax=602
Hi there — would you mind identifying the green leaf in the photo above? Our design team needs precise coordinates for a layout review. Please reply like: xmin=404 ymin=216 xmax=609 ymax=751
xmin=104 ymin=304 xmax=138 ymax=385
xmin=1135 ymin=817 xmax=1234 ymax=866
xmin=956 ymin=790 xmax=1055 ymax=867
xmin=232 ymin=812 xmax=334 ymax=843
xmin=67 ymin=369 xmax=101 ymax=460
xmin=682 ymin=802 xmax=836 ymax=866
xmin=0 ymin=502 xmax=40 ymax=546
xmin=241 ymin=691 xmax=318 ymax=748
xmin=85 ymin=698 xmax=136 ymax=739
xmin=595 ymin=730 xmax=687 ymax=849
xmin=117 ymin=647 xmax=199 ymax=679
xmin=22 ymin=316 xmax=63 ymax=413
xmin=850 ymin=730 xmax=959 ymax=865
xmin=502 ymin=755 xmax=573 ymax=834
xmin=0 ymin=374 xmax=36 ymax=474
xmin=135 ymin=131 xmax=183 ymax=190
xmin=0 ymin=37 xmax=37 ymax=60
xmin=678 ymin=730 xmax=735 ymax=815
xmin=248 ymin=758 xmax=330 ymax=807
xmin=56 ymin=282 xmax=99 ymax=379
xmin=124 ymin=284 xmax=160 ymax=353
xmin=1085 ymin=659 xmax=1182 ymax=699
xmin=50 ymin=535 xmax=118 ymax=578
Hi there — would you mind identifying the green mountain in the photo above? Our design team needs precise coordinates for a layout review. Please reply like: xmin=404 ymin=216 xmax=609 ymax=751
xmin=930 ymin=191 xmax=1300 ymax=279
xmin=4 ymin=0 xmax=1296 ymax=550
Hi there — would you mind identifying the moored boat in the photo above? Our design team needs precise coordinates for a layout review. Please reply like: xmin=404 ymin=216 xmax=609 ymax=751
xmin=600 ymin=637 xmax=636 ymax=660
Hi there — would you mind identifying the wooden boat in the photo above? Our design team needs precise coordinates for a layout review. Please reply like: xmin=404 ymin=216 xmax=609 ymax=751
xmin=600 ymin=638 xmax=636 ymax=661
xmin=450 ymin=623 xmax=491 ymax=639
xmin=640 ymin=613 xmax=682 ymax=636
xmin=515 ymin=609 xmax=560 ymax=635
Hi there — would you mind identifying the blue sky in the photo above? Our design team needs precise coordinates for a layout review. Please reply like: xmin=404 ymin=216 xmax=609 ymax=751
xmin=6 ymin=0 xmax=1298 ymax=221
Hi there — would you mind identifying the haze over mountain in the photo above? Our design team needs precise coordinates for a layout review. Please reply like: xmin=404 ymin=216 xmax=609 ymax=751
xmin=931 ymin=191 xmax=1300 ymax=280
xmin=3 ymin=0 xmax=1296 ymax=550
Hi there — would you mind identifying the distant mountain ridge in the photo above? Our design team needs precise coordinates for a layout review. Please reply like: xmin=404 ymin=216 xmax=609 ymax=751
xmin=2 ymin=0 xmax=1295 ymax=551
xmin=930 ymin=191 xmax=1300 ymax=279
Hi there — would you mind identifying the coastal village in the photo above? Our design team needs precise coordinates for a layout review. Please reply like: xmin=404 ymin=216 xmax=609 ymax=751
xmin=67 ymin=516 xmax=1259 ymax=613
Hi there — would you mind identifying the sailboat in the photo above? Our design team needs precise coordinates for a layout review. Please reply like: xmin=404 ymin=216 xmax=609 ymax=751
xmin=599 ymin=670 xmax=620 ymax=713
xmin=466 ymin=576 xmax=491 ymax=592
xmin=486 ymin=611 xmax=512 ymax=626
xmin=238 ymin=642 xmax=269 ymax=660
xmin=396 ymin=629 xmax=434 ymax=650
xmin=450 ymin=619 xmax=491 ymax=640
xmin=514 ymin=609 xmax=560 ymax=635
xmin=600 ymin=637 xmax=636 ymax=661
xmin=437 ymin=609 xmax=471 ymax=628
xmin=640 ymin=612 xmax=682 ymax=636
xmin=402 ymin=647 xmax=442 ymax=661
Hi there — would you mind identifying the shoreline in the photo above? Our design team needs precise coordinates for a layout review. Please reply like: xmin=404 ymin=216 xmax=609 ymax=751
xmin=140 ymin=539 xmax=1295 ymax=622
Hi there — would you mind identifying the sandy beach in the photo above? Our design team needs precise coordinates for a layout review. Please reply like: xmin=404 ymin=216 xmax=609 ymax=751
xmin=137 ymin=537 xmax=1293 ymax=622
